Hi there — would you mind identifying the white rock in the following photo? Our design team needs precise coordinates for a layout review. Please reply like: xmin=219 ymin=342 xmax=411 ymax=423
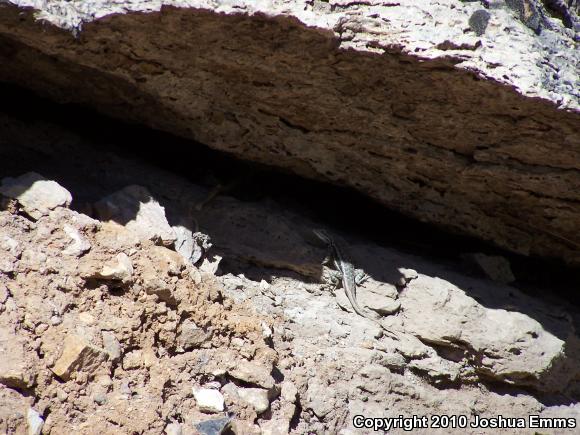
xmin=94 ymin=185 xmax=176 ymax=246
xmin=62 ymin=223 xmax=91 ymax=256
xmin=199 ymin=255 xmax=222 ymax=275
xmin=26 ymin=408 xmax=44 ymax=435
xmin=96 ymin=253 xmax=133 ymax=281
xmin=164 ymin=422 xmax=182 ymax=435
xmin=236 ymin=387 xmax=270 ymax=414
xmin=0 ymin=172 xmax=72 ymax=219
xmin=193 ymin=387 xmax=225 ymax=413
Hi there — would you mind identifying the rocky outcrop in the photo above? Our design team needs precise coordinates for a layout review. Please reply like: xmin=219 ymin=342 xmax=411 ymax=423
xmin=1 ymin=168 xmax=579 ymax=433
xmin=0 ymin=0 xmax=578 ymax=267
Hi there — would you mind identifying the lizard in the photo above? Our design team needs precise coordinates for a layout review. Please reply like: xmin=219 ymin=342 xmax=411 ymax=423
xmin=313 ymin=229 xmax=400 ymax=340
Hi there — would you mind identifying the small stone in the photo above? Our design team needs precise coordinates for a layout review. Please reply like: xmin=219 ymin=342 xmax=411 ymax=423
xmin=236 ymin=387 xmax=270 ymax=414
xmin=62 ymin=224 xmax=91 ymax=256
xmin=469 ymin=9 xmax=491 ymax=36
xmin=96 ymin=253 xmax=133 ymax=281
xmin=0 ymin=172 xmax=72 ymax=219
xmin=0 ymin=235 xmax=20 ymax=256
xmin=193 ymin=387 xmax=225 ymax=413
xmin=122 ymin=350 xmax=143 ymax=370
xmin=281 ymin=381 xmax=298 ymax=404
xmin=142 ymin=273 xmax=173 ymax=302
xmin=0 ymin=256 xmax=14 ymax=273
xmin=50 ymin=316 xmax=62 ymax=326
xmin=229 ymin=360 xmax=275 ymax=389
xmin=194 ymin=417 xmax=233 ymax=435
xmin=177 ymin=319 xmax=209 ymax=351
xmin=27 ymin=408 xmax=44 ymax=435
xmin=173 ymin=225 xmax=211 ymax=265
xmin=56 ymin=389 xmax=68 ymax=402
xmin=94 ymin=185 xmax=176 ymax=246
xmin=102 ymin=331 xmax=121 ymax=363
xmin=164 ymin=422 xmax=183 ymax=435
xmin=51 ymin=335 xmax=108 ymax=381
xmin=93 ymin=393 xmax=107 ymax=405
xmin=35 ymin=323 xmax=49 ymax=335
xmin=199 ymin=255 xmax=222 ymax=275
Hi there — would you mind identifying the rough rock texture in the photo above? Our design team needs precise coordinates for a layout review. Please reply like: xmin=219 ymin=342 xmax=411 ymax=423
xmin=0 ymin=0 xmax=578 ymax=267
xmin=1 ymin=111 xmax=579 ymax=435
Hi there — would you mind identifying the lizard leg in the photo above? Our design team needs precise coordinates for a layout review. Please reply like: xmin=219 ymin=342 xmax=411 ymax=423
xmin=355 ymin=269 xmax=369 ymax=286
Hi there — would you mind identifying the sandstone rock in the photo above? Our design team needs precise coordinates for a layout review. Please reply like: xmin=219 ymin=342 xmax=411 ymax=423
xmin=62 ymin=223 xmax=91 ymax=256
xmin=228 ymin=360 xmax=275 ymax=389
xmin=0 ymin=2 xmax=577 ymax=266
xmin=51 ymin=335 xmax=108 ymax=381
xmin=193 ymin=388 xmax=225 ymax=413
xmin=148 ymin=246 xmax=186 ymax=276
xmin=96 ymin=252 xmax=133 ymax=281
xmin=402 ymin=275 xmax=577 ymax=391
xmin=94 ymin=185 xmax=175 ymax=246
xmin=0 ymin=172 xmax=71 ymax=219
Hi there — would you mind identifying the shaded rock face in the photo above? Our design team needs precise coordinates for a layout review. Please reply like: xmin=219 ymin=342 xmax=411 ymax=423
xmin=0 ymin=1 xmax=578 ymax=268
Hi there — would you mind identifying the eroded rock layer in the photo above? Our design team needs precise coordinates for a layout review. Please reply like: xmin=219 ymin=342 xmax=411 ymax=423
xmin=0 ymin=1 xmax=578 ymax=265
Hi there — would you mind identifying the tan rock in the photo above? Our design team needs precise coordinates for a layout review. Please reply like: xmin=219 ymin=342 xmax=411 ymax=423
xmin=51 ymin=335 xmax=108 ymax=381
xmin=229 ymin=360 xmax=275 ymax=389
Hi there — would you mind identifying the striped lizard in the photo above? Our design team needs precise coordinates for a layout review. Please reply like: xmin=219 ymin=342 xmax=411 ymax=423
xmin=313 ymin=229 xmax=399 ymax=339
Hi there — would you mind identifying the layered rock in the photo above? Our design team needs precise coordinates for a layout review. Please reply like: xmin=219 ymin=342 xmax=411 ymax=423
xmin=0 ymin=0 xmax=578 ymax=267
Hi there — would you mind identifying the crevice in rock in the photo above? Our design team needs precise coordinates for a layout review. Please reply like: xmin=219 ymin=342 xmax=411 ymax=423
xmin=1 ymin=81 xmax=578 ymax=304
